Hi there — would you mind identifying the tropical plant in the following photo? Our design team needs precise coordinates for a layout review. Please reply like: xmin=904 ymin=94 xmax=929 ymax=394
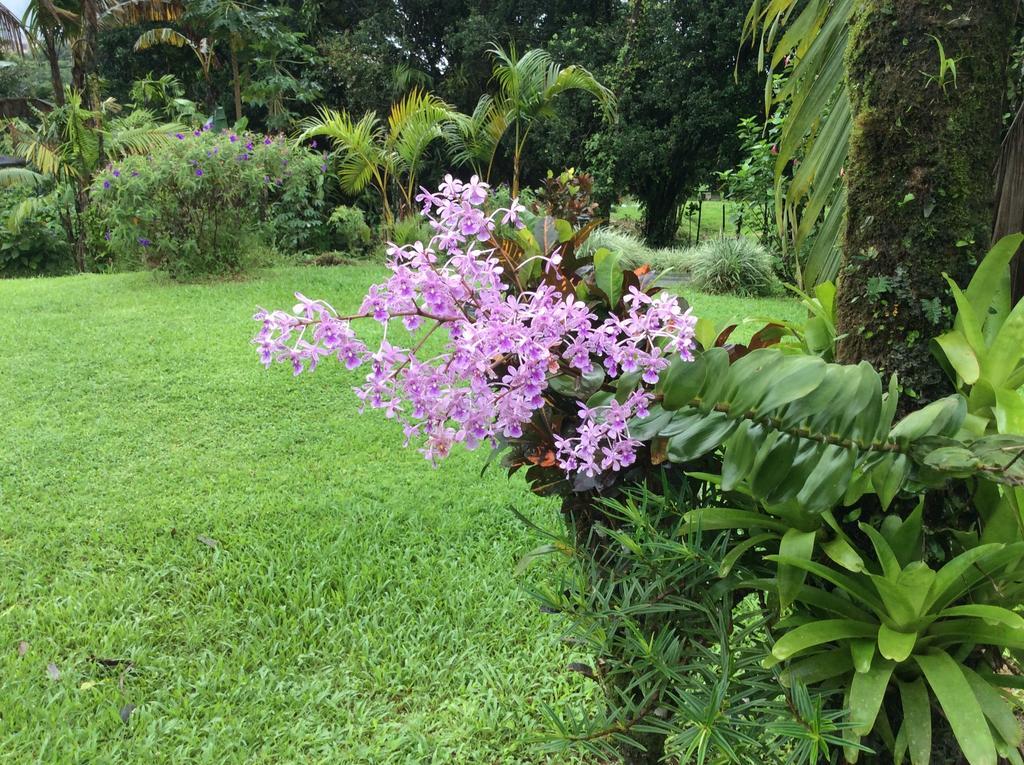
xmin=472 ymin=42 xmax=615 ymax=196
xmin=254 ymin=181 xmax=1024 ymax=764
xmin=133 ymin=27 xmax=217 ymax=112
xmin=0 ymin=180 xmax=72 ymax=276
xmin=297 ymin=88 xmax=455 ymax=227
xmin=740 ymin=0 xmax=852 ymax=286
xmin=688 ymin=237 xmax=778 ymax=297
xmin=129 ymin=72 xmax=199 ymax=122
xmin=90 ymin=128 xmax=326 ymax=278
xmin=327 ymin=205 xmax=373 ymax=257
xmin=0 ymin=89 xmax=177 ymax=269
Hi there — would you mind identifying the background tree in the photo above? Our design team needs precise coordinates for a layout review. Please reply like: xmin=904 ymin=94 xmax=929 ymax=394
xmin=589 ymin=0 xmax=761 ymax=246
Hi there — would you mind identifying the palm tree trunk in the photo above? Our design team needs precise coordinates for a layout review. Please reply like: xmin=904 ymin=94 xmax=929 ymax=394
xmin=40 ymin=27 xmax=65 ymax=107
xmin=836 ymin=0 xmax=1016 ymax=404
xmin=230 ymin=42 xmax=242 ymax=124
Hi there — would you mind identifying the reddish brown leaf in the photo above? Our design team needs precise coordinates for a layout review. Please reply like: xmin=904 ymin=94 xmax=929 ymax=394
xmin=16 ymin=641 xmax=28 ymax=657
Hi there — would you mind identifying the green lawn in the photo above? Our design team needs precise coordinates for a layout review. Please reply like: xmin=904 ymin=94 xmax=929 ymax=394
xmin=0 ymin=266 xmax=800 ymax=763
xmin=612 ymin=198 xmax=754 ymax=244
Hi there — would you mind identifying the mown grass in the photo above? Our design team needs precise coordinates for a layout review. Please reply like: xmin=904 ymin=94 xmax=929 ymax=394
xmin=0 ymin=266 xmax=800 ymax=763
xmin=612 ymin=198 xmax=754 ymax=243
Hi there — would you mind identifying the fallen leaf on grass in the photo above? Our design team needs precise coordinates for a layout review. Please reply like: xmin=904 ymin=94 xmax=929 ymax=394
xmin=46 ymin=662 xmax=60 ymax=681
xmin=196 ymin=535 xmax=219 ymax=549
xmin=119 ymin=703 xmax=136 ymax=724
xmin=17 ymin=641 xmax=28 ymax=657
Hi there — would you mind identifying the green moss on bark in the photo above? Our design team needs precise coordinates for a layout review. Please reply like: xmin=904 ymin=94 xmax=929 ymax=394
xmin=837 ymin=1 xmax=1016 ymax=403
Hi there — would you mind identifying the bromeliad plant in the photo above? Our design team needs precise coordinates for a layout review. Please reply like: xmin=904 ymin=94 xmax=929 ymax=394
xmin=254 ymin=180 xmax=1024 ymax=764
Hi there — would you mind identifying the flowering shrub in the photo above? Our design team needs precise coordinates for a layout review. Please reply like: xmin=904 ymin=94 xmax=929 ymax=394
xmin=91 ymin=128 xmax=328 ymax=278
xmin=254 ymin=175 xmax=697 ymax=477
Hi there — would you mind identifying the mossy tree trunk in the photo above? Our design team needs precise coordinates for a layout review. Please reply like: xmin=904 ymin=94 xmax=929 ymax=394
xmin=836 ymin=1 xmax=1016 ymax=402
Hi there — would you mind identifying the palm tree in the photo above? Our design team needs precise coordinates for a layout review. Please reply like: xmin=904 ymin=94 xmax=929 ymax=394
xmin=484 ymin=43 xmax=616 ymax=196
xmin=133 ymin=27 xmax=217 ymax=111
xmin=0 ymin=2 xmax=25 ymax=54
xmin=298 ymin=88 xmax=455 ymax=228
xmin=444 ymin=93 xmax=507 ymax=181
xmin=1 ymin=88 xmax=180 ymax=269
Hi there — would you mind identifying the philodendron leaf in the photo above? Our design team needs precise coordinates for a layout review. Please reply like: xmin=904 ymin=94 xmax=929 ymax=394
xmin=849 ymin=659 xmax=896 ymax=736
xmin=915 ymin=650 xmax=997 ymax=765
xmin=877 ymin=624 xmax=917 ymax=662
xmin=898 ymin=677 xmax=932 ymax=765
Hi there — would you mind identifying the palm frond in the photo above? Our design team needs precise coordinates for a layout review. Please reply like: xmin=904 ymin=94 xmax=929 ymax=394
xmin=445 ymin=94 xmax=508 ymax=169
xmin=298 ymin=106 xmax=385 ymax=195
xmin=100 ymin=0 xmax=185 ymax=27
xmin=105 ymin=122 xmax=181 ymax=159
xmin=134 ymin=27 xmax=192 ymax=52
xmin=0 ymin=2 xmax=25 ymax=54
xmin=742 ymin=0 xmax=852 ymax=286
xmin=0 ymin=166 xmax=46 ymax=187
xmin=5 ymin=190 xmax=59 ymax=234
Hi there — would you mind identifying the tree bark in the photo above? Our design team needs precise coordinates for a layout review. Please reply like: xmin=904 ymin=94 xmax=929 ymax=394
xmin=230 ymin=42 xmax=242 ymax=124
xmin=41 ymin=27 xmax=65 ymax=107
xmin=641 ymin=191 xmax=681 ymax=248
xmin=836 ymin=1 xmax=1016 ymax=403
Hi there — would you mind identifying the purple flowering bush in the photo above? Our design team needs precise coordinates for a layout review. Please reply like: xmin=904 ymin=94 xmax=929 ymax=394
xmin=91 ymin=129 xmax=328 ymax=279
xmin=254 ymin=175 xmax=696 ymax=488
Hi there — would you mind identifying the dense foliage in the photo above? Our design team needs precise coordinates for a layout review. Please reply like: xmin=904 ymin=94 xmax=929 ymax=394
xmin=258 ymin=179 xmax=1024 ymax=764
xmin=91 ymin=127 xmax=327 ymax=278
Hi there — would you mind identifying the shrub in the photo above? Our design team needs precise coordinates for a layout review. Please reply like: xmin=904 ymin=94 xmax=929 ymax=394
xmin=328 ymin=205 xmax=374 ymax=256
xmin=688 ymin=236 xmax=777 ymax=296
xmin=0 ymin=185 xmax=73 ymax=278
xmin=388 ymin=214 xmax=434 ymax=248
xmin=91 ymin=128 xmax=327 ymax=279
xmin=581 ymin=227 xmax=694 ymax=275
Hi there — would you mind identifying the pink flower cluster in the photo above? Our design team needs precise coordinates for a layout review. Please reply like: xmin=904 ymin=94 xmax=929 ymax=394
xmin=253 ymin=177 xmax=697 ymax=475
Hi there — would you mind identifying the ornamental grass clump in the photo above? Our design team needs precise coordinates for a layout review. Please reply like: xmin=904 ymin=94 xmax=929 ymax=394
xmin=91 ymin=127 xmax=327 ymax=279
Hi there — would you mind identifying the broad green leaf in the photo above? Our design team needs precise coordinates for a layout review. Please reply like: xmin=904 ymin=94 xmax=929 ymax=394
xmin=850 ymin=638 xmax=875 ymax=673
xmin=915 ymin=651 xmax=997 ymax=765
xmin=750 ymin=434 xmax=800 ymax=499
xmin=666 ymin=412 xmax=737 ymax=462
xmin=779 ymin=528 xmax=817 ymax=610
xmin=885 ymin=502 xmax=924 ymax=568
xmin=683 ymin=508 xmax=791 ymax=534
xmin=939 ymin=605 xmax=1024 ymax=631
xmin=768 ymin=555 xmax=885 ymax=614
xmin=593 ymin=248 xmax=623 ymax=308
xmin=659 ymin=351 xmax=710 ymax=411
xmin=934 ymin=331 xmax=980 ymax=384
xmin=721 ymin=421 xmax=760 ymax=491
xmin=961 ymin=665 xmax=1023 ymax=749
xmin=849 ymin=659 xmax=895 ymax=735
xmin=877 ymin=624 xmax=917 ymax=662
xmin=995 ymin=388 xmax=1024 ymax=435
xmin=964 ymin=234 xmax=1024 ymax=323
xmin=822 ymin=536 xmax=866 ymax=573
xmin=780 ymin=650 xmax=854 ymax=687
xmin=795 ymin=443 xmax=856 ymax=512
xmin=718 ymin=532 xmax=776 ymax=576
xmin=944 ymin=276 xmax=986 ymax=354
xmin=772 ymin=619 xmax=879 ymax=661
xmin=926 ymin=544 xmax=1012 ymax=611
xmin=859 ymin=524 xmax=901 ymax=580
xmin=898 ymin=678 xmax=932 ymax=765
xmin=754 ymin=355 xmax=828 ymax=413
xmin=984 ymin=297 xmax=1024 ymax=388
